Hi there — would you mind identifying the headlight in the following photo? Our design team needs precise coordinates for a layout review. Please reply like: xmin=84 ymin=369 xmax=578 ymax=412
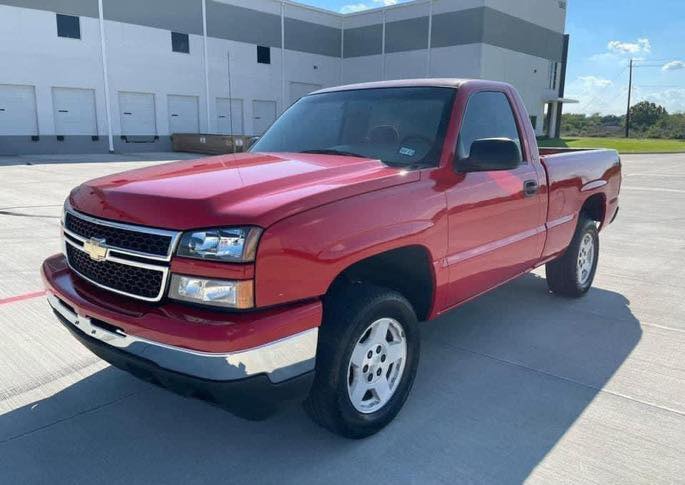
xmin=176 ymin=227 xmax=262 ymax=262
xmin=168 ymin=275 xmax=254 ymax=309
xmin=62 ymin=198 xmax=70 ymax=224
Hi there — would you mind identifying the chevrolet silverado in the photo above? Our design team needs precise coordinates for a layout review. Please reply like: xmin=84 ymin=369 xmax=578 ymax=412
xmin=42 ymin=79 xmax=621 ymax=438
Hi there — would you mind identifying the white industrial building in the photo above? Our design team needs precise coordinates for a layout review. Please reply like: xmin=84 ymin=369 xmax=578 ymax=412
xmin=0 ymin=0 xmax=571 ymax=154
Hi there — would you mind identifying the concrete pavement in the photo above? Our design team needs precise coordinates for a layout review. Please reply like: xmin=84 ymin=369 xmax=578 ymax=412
xmin=0 ymin=153 xmax=683 ymax=484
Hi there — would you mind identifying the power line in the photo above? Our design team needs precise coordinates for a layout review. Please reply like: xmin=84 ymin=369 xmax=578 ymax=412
xmin=639 ymin=57 xmax=682 ymax=62
xmin=635 ymin=84 xmax=685 ymax=88
xmin=591 ymin=86 xmax=630 ymax=112
xmin=575 ymin=65 xmax=628 ymax=112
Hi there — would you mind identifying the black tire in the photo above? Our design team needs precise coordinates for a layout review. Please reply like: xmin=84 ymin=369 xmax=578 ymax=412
xmin=546 ymin=215 xmax=599 ymax=297
xmin=304 ymin=283 xmax=420 ymax=439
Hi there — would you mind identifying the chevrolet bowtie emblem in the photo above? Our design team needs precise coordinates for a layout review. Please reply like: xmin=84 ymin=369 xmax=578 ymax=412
xmin=83 ymin=237 xmax=108 ymax=262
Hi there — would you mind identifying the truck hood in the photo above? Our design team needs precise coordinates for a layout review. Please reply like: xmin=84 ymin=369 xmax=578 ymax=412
xmin=69 ymin=152 xmax=419 ymax=230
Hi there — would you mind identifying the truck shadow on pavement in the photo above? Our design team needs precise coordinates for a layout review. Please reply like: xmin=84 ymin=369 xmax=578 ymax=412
xmin=0 ymin=273 xmax=641 ymax=484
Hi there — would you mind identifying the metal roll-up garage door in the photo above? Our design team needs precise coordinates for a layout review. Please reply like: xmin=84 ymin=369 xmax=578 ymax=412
xmin=119 ymin=92 xmax=157 ymax=136
xmin=52 ymin=87 xmax=97 ymax=135
xmin=216 ymin=98 xmax=244 ymax=135
xmin=252 ymin=100 xmax=277 ymax=136
xmin=168 ymin=95 xmax=199 ymax=134
xmin=0 ymin=84 xmax=38 ymax=135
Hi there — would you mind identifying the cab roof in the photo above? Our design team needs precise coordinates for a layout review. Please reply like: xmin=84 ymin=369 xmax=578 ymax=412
xmin=311 ymin=78 xmax=510 ymax=95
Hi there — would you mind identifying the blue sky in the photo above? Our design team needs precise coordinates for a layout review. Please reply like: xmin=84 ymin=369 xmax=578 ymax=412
xmin=301 ymin=0 xmax=685 ymax=114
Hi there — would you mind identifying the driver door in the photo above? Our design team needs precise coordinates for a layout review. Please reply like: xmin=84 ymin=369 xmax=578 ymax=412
xmin=443 ymin=90 xmax=546 ymax=308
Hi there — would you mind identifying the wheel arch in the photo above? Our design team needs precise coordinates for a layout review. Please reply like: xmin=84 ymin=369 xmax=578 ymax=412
xmin=326 ymin=245 xmax=436 ymax=322
xmin=580 ymin=192 xmax=607 ymax=228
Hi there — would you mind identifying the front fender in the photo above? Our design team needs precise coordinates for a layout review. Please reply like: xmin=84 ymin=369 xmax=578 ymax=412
xmin=254 ymin=179 xmax=447 ymax=308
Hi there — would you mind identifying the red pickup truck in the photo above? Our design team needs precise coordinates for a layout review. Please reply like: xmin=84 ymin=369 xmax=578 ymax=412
xmin=43 ymin=79 xmax=620 ymax=438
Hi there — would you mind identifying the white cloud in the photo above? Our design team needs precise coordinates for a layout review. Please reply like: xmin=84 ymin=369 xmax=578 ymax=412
xmin=339 ymin=3 xmax=368 ymax=13
xmin=566 ymin=78 xmax=685 ymax=115
xmin=578 ymin=76 xmax=613 ymax=88
xmin=565 ymin=76 xmax=622 ymax=115
xmin=662 ymin=60 xmax=685 ymax=71
xmin=607 ymin=38 xmax=651 ymax=54
xmin=588 ymin=52 xmax=619 ymax=63
xmin=339 ymin=0 xmax=401 ymax=13
xmin=589 ymin=38 xmax=651 ymax=66
xmin=640 ymin=88 xmax=685 ymax=113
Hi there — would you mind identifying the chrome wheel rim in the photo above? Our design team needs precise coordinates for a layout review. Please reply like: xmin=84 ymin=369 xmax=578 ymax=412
xmin=577 ymin=233 xmax=595 ymax=285
xmin=347 ymin=318 xmax=407 ymax=414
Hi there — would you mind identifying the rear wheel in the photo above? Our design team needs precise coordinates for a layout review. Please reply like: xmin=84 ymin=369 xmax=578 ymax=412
xmin=304 ymin=283 xmax=419 ymax=438
xmin=546 ymin=215 xmax=599 ymax=297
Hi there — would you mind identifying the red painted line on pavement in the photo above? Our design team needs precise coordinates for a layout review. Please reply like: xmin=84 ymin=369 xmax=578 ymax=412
xmin=0 ymin=290 xmax=47 ymax=305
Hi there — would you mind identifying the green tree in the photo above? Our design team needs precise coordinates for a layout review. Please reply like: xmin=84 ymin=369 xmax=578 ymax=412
xmin=630 ymin=101 xmax=668 ymax=129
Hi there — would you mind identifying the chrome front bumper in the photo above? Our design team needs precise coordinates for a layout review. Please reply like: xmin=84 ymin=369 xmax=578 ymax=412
xmin=48 ymin=294 xmax=318 ymax=384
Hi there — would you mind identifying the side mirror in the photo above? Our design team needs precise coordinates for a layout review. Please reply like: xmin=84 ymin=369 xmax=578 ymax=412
xmin=247 ymin=136 xmax=260 ymax=150
xmin=456 ymin=138 xmax=522 ymax=173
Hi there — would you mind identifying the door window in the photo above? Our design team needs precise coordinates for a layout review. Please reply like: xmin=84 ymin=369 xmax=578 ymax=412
xmin=458 ymin=91 xmax=522 ymax=161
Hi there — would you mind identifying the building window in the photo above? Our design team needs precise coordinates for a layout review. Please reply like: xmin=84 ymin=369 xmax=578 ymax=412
xmin=548 ymin=61 xmax=559 ymax=90
xmin=171 ymin=32 xmax=190 ymax=54
xmin=257 ymin=46 xmax=271 ymax=64
xmin=530 ymin=116 xmax=538 ymax=130
xmin=56 ymin=14 xmax=80 ymax=39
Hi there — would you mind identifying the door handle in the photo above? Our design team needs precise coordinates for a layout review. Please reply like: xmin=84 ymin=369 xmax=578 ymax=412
xmin=523 ymin=179 xmax=539 ymax=197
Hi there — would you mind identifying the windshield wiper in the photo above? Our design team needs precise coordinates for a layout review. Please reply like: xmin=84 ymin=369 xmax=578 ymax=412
xmin=299 ymin=149 xmax=424 ymax=168
xmin=299 ymin=149 xmax=368 ymax=158
xmin=382 ymin=160 xmax=434 ymax=170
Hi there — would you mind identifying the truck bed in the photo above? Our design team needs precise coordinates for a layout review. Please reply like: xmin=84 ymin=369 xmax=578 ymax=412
xmin=539 ymin=147 xmax=614 ymax=156
xmin=539 ymin=147 xmax=621 ymax=259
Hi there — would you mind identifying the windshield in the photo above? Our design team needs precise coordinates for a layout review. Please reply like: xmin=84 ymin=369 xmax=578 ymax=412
xmin=251 ymin=87 xmax=455 ymax=168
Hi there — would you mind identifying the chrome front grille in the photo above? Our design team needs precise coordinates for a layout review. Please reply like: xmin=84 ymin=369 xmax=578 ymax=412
xmin=65 ymin=212 xmax=172 ymax=257
xmin=66 ymin=244 xmax=165 ymax=299
xmin=62 ymin=207 xmax=181 ymax=302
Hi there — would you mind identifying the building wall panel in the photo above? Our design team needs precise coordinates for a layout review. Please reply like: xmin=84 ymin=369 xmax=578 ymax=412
xmin=385 ymin=16 xmax=429 ymax=54
xmin=103 ymin=0 xmax=203 ymax=36
xmin=344 ymin=24 xmax=383 ymax=58
xmin=385 ymin=50 xmax=429 ymax=80
xmin=0 ymin=0 xmax=98 ymax=18
xmin=207 ymin=1 xmax=282 ymax=48
xmin=284 ymin=17 xmax=340 ymax=57
xmin=483 ymin=8 xmax=564 ymax=62
xmin=429 ymin=44 xmax=482 ymax=79
xmin=342 ymin=55 xmax=383 ymax=85
xmin=430 ymin=8 xmax=484 ymax=49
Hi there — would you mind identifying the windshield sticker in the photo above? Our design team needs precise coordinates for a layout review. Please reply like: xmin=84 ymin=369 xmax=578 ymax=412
xmin=399 ymin=147 xmax=416 ymax=157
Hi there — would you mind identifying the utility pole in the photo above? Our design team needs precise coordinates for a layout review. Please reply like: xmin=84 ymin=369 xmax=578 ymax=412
xmin=625 ymin=58 xmax=633 ymax=138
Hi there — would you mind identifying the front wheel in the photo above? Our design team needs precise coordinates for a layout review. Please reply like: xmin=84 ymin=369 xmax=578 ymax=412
xmin=546 ymin=216 xmax=599 ymax=297
xmin=304 ymin=283 xmax=420 ymax=438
